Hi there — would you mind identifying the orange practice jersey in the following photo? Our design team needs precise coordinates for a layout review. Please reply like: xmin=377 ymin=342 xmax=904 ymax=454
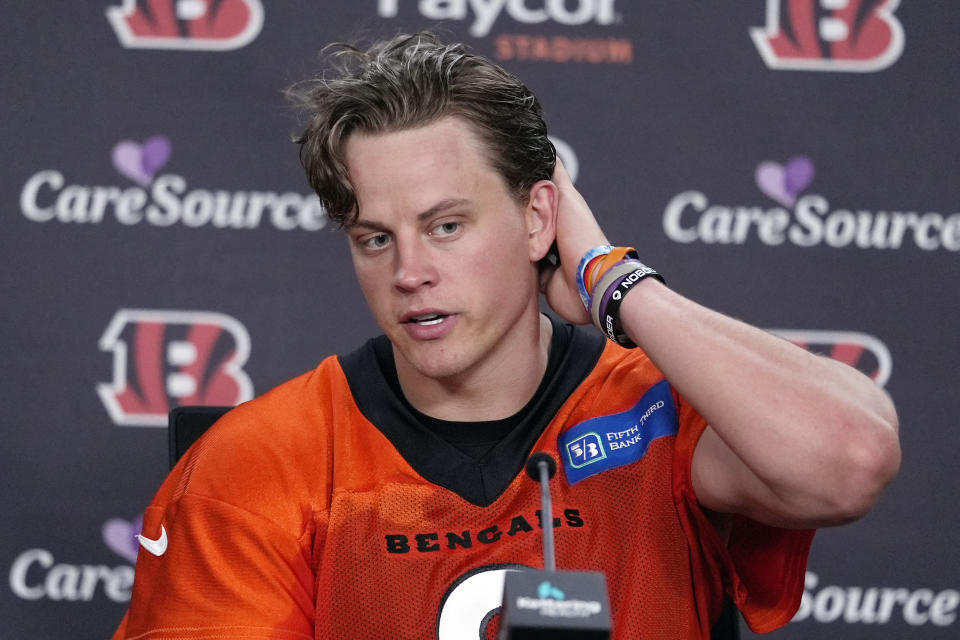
xmin=114 ymin=322 xmax=813 ymax=639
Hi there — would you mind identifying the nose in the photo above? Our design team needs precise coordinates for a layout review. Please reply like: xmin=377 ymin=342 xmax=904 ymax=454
xmin=392 ymin=238 xmax=437 ymax=292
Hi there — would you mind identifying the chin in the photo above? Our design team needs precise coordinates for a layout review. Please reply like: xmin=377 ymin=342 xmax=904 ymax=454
xmin=398 ymin=344 xmax=473 ymax=382
xmin=408 ymin=355 xmax=469 ymax=382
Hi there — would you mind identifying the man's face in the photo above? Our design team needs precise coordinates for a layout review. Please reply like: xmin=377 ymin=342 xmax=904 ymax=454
xmin=344 ymin=116 xmax=547 ymax=387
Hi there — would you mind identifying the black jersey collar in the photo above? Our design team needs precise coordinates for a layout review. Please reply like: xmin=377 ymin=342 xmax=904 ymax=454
xmin=338 ymin=315 xmax=605 ymax=506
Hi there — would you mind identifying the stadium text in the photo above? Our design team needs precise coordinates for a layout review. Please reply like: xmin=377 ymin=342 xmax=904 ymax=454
xmin=495 ymin=35 xmax=632 ymax=63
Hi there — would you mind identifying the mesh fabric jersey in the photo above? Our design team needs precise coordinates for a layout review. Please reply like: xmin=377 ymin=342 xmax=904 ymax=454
xmin=113 ymin=319 xmax=813 ymax=639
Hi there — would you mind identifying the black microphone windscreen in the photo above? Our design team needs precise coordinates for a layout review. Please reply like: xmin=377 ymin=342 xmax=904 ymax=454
xmin=525 ymin=452 xmax=557 ymax=481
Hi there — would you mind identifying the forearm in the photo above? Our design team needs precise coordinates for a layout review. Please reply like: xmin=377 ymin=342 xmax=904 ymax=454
xmin=546 ymin=157 xmax=899 ymax=525
xmin=619 ymin=278 xmax=900 ymax=525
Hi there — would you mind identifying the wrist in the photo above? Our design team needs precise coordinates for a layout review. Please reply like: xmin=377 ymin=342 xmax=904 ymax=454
xmin=577 ymin=245 xmax=664 ymax=347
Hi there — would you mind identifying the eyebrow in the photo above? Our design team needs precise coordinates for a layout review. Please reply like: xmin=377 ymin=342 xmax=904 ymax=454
xmin=351 ymin=198 xmax=471 ymax=231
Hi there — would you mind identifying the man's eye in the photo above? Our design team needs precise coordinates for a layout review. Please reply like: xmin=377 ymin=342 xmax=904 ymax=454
xmin=362 ymin=233 xmax=391 ymax=249
xmin=431 ymin=221 xmax=461 ymax=237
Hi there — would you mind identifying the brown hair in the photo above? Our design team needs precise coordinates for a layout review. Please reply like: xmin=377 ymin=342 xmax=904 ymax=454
xmin=288 ymin=32 xmax=556 ymax=227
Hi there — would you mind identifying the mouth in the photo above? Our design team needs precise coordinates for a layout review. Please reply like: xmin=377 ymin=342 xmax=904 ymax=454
xmin=403 ymin=312 xmax=449 ymax=326
xmin=399 ymin=310 xmax=458 ymax=340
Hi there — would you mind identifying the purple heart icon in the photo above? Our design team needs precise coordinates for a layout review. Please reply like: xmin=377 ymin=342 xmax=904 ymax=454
xmin=102 ymin=515 xmax=143 ymax=564
xmin=755 ymin=156 xmax=815 ymax=207
xmin=111 ymin=135 xmax=172 ymax=186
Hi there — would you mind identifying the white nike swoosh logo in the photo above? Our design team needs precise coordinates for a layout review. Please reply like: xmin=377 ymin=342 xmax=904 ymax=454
xmin=137 ymin=525 xmax=168 ymax=557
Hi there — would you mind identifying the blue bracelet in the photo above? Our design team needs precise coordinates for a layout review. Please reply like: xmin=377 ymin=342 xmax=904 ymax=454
xmin=576 ymin=245 xmax=613 ymax=309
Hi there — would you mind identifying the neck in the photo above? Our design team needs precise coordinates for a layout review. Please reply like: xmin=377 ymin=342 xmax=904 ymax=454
xmin=395 ymin=312 xmax=553 ymax=422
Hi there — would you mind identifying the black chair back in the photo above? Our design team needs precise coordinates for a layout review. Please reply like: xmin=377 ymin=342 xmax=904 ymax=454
xmin=167 ymin=405 xmax=231 ymax=469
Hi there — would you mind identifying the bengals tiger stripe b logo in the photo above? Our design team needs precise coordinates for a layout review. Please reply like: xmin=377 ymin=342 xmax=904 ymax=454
xmin=751 ymin=0 xmax=904 ymax=72
xmin=768 ymin=329 xmax=893 ymax=387
xmin=98 ymin=309 xmax=254 ymax=426
xmin=106 ymin=0 xmax=264 ymax=51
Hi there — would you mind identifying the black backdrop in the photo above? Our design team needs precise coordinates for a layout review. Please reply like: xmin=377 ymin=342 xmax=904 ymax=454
xmin=2 ymin=2 xmax=957 ymax=638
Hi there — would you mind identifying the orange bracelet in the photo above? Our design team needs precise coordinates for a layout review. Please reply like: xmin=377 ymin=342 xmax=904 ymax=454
xmin=585 ymin=246 xmax=635 ymax=296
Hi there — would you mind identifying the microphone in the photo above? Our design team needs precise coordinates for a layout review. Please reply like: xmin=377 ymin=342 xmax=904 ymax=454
xmin=526 ymin=453 xmax=558 ymax=572
xmin=499 ymin=452 xmax=611 ymax=639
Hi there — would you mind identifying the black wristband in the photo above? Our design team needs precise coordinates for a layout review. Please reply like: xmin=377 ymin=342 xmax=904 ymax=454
xmin=596 ymin=263 xmax=663 ymax=347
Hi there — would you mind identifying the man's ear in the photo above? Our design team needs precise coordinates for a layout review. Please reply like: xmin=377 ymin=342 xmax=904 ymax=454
xmin=525 ymin=179 xmax=558 ymax=262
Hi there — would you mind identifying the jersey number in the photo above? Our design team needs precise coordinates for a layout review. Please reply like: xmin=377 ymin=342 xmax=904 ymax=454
xmin=437 ymin=565 xmax=525 ymax=639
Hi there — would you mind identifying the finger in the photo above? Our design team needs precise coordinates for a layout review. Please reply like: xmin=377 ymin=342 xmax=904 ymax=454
xmin=552 ymin=156 xmax=572 ymax=187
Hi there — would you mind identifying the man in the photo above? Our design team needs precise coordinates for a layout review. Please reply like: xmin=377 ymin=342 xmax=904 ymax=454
xmin=113 ymin=33 xmax=899 ymax=639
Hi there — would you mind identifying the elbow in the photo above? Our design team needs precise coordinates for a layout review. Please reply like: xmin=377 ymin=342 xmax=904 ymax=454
xmin=822 ymin=411 xmax=901 ymax=526
xmin=861 ymin=396 xmax=902 ymax=507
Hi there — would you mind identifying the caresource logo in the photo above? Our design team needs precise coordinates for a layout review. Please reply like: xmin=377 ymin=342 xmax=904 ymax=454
xmin=98 ymin=309 xmax=254 ymax=427
xmin=106 ymin=0 xmax=264 ymax=51
xmin=663 ymin=156 xmax=960 ymax=251
xmin=768 ymin=329 xmax=892 ymax=387
xmin=377 ymin=0 xmax=631 ymax=64
xmin=8 ymin=516 xmax=140 ymax=603
xmin=751 ymin=0 xmax=904 ymax=72
xmin=795 ymin=571 xmax=958 ymax=627
xmin=20 ymin=134 xmax=327 ymax=232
